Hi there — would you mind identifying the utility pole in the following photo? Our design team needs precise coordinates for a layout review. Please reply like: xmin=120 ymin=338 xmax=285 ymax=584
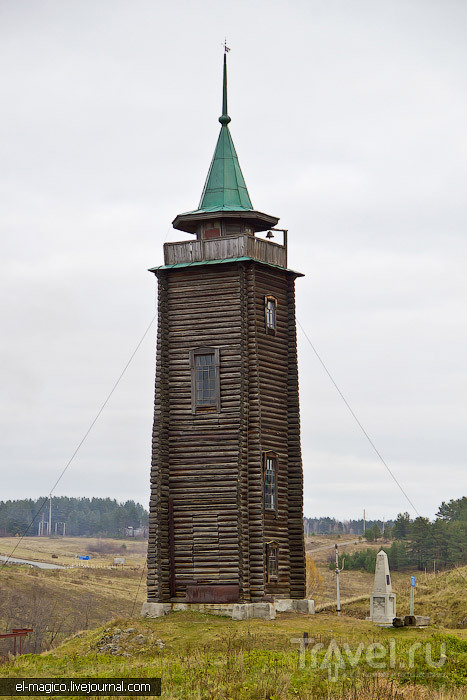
xmin=38 ymin=511 xmax=45 ymax=537
xmin=48 ymin=494 xmax=52 ymax=536
xmin=335 ymin=543 xmax=344 ymax=616
xmin=363 ymin=509 xmax=366 ymax=535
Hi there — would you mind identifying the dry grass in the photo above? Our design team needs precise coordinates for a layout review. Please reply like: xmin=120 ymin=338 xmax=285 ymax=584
xmin=305 ymin=536 xmax=467 ymax=630
xmin=305 ymin=535 xmax=400 ymax=609
xmin=341 ymin=566 xmax=467 ymax=629
xmin=0 ymin=536 xmax=147 ymax=567
xmin=0 ymin=539 xmax=147 ymax=653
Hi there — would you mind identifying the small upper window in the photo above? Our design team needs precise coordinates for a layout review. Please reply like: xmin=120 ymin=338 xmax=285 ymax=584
xmin=265 ymin=296 xmax=277 ymax=333
xmin=264 ymin=452 xmax=277 ymax=511
xmin=223 ymin=222 xmax=243 ymax=236
xmin=266 ymin=542 xmax=279 ymax=583
xmin=190 ymin=348 xmax=220 ymax=412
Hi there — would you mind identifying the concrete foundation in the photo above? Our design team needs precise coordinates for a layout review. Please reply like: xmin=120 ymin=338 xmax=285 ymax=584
xmin=141 ymin=599 xmax=315 ymax=620
xmin=141 ymin=603 xmax=172 ymax=618
xmin=292 ymin=599 xmax=315 ymax=614
xmin=232 ymin=603 xmax=276 ymax=620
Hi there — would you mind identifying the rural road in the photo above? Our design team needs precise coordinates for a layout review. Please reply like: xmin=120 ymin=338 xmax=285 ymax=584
xmin=305 ymin=539 xmax=361 ymax=552
xmin=0 ymin=554 xmax=65 ymax=569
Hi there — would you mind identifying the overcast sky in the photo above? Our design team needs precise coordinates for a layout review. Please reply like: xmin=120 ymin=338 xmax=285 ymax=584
xmin=1 ymin=0 xmax=466 ymax=521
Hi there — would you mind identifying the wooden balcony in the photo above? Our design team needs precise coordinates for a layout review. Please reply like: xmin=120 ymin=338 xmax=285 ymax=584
xmin=164 ymin=234 xmax=287 ymax=269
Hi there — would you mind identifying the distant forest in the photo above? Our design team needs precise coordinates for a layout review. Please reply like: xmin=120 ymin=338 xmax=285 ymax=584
xmin=2 ymin=500 xmax=387 ymax=539
xmin=303 ymin=516 xmax=394 ymax=536
xmin=0 ymin=497 xmax=149 ymax=538
xmin=334 ymin=497 xmax=467 ymax=572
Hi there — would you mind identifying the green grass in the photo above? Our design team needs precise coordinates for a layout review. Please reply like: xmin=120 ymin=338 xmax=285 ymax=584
xmin=1 ymin=611 xmax=466 ymax=699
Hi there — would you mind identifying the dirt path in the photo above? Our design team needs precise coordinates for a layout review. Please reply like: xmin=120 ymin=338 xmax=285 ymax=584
xmin=306 ymin=539 xmax=360 ymax=552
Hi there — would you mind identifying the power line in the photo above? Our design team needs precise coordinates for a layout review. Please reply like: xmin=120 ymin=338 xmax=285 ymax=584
xmin=131 ymin=563 xmax=147 ymax=617
xmin=297 ymin=320 xmax=420 ymax=517
xmin=1 ymin=312 xmax=157 ymax=569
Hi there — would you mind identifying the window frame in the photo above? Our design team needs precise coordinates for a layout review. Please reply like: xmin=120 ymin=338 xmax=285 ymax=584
xmin=263 ymin=451 xmax=278 ymax=513
xmin=266 ymin=541 xmax=279 ymax=583
xmin=190 ymin=347 xmax=220 ymax=413
xmin=264 ymin=295 xmax=277 ymax=334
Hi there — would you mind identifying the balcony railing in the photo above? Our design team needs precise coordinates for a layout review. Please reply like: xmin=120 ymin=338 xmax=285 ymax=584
xmin=164 ymin=234 xmax=287 ymax=269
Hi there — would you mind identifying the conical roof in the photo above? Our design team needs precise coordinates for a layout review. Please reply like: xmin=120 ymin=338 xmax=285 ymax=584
xmin=198 ymin=123 xmax=253 ymax=211
xmin=172 ymin=54 xmax=278 ymax=234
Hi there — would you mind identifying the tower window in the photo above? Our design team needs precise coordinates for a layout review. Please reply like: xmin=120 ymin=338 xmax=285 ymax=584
xmin=264 ymin=452 xmax=277 ymax=511
xmin=266 ymin=542 xmax=279 ymax=583
xmin=265 ymin=296 xmax=277 ymax=333
xmin=190 ymin=347 xmax=220 ymax=412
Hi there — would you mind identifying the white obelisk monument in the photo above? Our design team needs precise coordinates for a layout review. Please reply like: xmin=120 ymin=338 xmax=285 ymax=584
xmin=368 ymin=550 xmax=396 ymax=625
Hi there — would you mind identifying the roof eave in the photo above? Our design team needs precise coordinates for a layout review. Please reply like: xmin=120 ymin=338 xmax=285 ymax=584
xmin=148 ymin=256 xmax=304 ymax=278
xmin=172 ymin=209 xmax=280 ymax=234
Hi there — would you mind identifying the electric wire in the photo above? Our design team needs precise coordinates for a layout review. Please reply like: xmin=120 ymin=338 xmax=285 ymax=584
xmin=1 ymin=312 xmax=157 ymax=570
xmin=131 ymin=563 xmax=147 ymax=617
xmin=297 ymin=320 xmax=421 ymax=517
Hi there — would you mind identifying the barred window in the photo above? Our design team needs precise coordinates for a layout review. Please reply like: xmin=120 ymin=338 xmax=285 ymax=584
xmin=195 ymin=354 xmax=216 ymax=405
xmin=265 ymin=296 xmax=277 ymax=333
xmin=264 ymin=452 xmax=277 ymax=511
xmin=190 ymin=348 xmax=220 ymax=412
xmin=266 ymin=542 xmax=279 ymax=583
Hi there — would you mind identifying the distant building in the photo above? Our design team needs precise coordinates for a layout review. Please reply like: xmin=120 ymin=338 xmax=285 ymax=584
xmin=124 ymin=526 xmax=149 ymax=538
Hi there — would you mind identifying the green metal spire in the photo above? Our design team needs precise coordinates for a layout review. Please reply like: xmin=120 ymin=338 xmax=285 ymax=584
xmin=197 ymin=53 xmax=253 ymax=212
xmin=172 ymin=51 xmax=280 ymax=234
xmin=219 ymin=53 xmax=231 ymax=126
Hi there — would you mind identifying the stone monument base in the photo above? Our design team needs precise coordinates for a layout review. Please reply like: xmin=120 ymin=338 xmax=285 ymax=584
xmin=367 ymin=592 xmax=396 ymax=625
xmin=141 ymin=599 xmax=315 ymax=621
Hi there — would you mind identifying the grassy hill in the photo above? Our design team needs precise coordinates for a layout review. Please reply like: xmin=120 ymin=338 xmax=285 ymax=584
xmin=1 ymin=537 xmax=466 ymax=698
xmin=343 ymin=566 xmax=467 ymax=628
xmin=1 ymin=609 xmax=466 ymax=699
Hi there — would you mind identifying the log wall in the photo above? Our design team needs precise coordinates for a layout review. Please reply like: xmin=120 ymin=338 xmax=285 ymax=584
xmin=147 ymin=259 xmax=306 ymax=603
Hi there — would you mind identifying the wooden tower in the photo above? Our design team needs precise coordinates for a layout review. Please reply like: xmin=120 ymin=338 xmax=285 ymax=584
xmin=146 ymin=55 xmax=306 ymax=610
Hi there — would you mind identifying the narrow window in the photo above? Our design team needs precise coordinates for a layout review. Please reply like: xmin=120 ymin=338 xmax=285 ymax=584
xmin=264 ymin=452 xmax=277 ymax=511
xmin=265 ymin=296 xmax=277 ymax=333
xmin=190 ymin=348 xmax=220 ymax=412
xmin=266 ymin=542 xmax=279 ymax=583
